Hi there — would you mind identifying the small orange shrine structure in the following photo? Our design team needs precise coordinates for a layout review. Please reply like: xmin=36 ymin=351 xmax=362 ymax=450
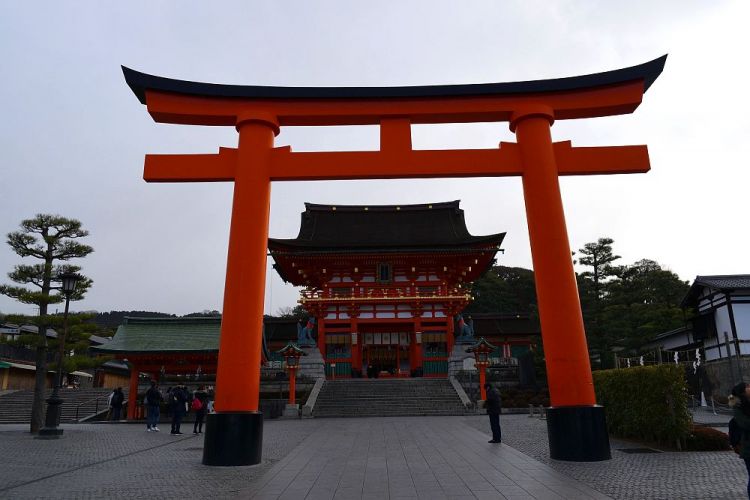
xmin=123 ymin=55 xmax=665 ymax=465
xmin=269 ymin=201 xmax=505 ymax=379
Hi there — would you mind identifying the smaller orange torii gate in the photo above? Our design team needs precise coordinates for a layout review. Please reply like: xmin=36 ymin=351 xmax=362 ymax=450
xmin=123 ymin=55 xmax=666 ymax=465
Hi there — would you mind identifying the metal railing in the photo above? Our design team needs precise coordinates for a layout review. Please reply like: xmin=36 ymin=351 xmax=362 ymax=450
xmin=74 ymin=395 xmax=111 ymax=422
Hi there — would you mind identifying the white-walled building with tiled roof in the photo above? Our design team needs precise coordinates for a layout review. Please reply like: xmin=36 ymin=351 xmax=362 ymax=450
xmin=681 ymin=275 xmax=750 ymax=362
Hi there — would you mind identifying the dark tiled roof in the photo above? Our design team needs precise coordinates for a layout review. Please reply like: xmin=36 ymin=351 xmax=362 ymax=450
xmin=681 ymin=274 xmax=750 ymax=308
xmin=695 ymin=275 xmax=750 ymax=290
xmin=268 ymin=201 xmax=505 ymax=252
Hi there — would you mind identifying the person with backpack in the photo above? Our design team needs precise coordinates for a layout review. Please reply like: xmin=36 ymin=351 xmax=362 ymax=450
xmin=192 ymin=385 xmax=209 ymax=434
xmin=170 ymin=385 xmax=187 ymax=435
xmin=730 ymin=382 xmax=750 ymax=498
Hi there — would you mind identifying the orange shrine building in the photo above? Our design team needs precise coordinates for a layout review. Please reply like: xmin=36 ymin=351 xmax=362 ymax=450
xmin=269 ymin=200 xmax=506 ymax=379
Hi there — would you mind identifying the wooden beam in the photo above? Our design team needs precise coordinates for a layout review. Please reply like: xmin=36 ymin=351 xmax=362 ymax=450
xmin=144 ymin=147 xmax=237 ymax=182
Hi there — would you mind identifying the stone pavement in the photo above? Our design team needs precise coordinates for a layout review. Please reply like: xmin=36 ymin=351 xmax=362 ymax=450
xmin=0 ymin=415 xmax=746 ymax=499
xmin=242 ymin=417 xmax=608 ymax=500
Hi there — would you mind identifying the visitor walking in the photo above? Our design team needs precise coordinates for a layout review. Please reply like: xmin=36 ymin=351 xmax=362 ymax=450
xmin=110 ymin=387 xmax=125 ymax=421
xmin=484 ymin=383 xmax=502 ymax=443
xmin=730 ymin=382 xmax=750 ymax=498
xmin=145 ymin=380 xmax=163 ymax=432
xmin=193 ymin=385 xmax=209 ymax=434
xmin=170 ymin=385 xmax=187 ymax=435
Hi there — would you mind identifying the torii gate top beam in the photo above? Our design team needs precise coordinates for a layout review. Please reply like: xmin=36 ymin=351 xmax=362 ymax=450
xmin=122 ymin=55 xmax=666 ymax=127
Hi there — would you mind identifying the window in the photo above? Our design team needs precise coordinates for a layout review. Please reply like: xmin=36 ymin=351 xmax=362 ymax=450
xmin=377 ymin=262 xmax=392 ymax=282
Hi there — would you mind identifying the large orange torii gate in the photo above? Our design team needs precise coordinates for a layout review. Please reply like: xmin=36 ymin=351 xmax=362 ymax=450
xmin=123 ymin=55 xmax=666 ymax=465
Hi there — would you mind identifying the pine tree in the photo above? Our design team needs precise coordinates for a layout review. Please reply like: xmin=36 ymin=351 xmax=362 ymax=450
xmin=576 ymin=238 xmax=620 ymax=368
xmin=0 ymin=215 xmax=93 ymax=433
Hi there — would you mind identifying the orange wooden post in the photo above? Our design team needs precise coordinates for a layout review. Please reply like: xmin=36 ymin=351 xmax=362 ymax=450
xmin=512 ymin=109 xmax=596 ymax=408
xmin=277 ymin=343 xmax=305 ymax=409
xmin=204 ymin=114 xmax=277 ymax=466
xmin=288 ymin=367 xmax=296 ymax=405
xmin=127 ymin=364 xmax=139 ymax=420
xmin=479 ymin=367 xmax=487 ymax=401
xmin=213 ymin=115 xmax=276 ymax=413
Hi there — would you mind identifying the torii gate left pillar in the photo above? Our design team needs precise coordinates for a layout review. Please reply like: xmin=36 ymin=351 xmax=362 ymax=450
xmin=123 ymin=55 xmax=666 ymax=465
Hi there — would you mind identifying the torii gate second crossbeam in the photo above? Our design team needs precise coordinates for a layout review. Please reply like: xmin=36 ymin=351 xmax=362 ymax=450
xmin=123 ymin=55 xmax=666 ymax=465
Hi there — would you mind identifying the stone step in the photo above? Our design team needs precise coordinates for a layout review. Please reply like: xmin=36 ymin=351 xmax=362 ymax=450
xmin=312 ymin=378 xmax=466 ymax=418
xmin=0 ymin=388 xmax=124 ymax=424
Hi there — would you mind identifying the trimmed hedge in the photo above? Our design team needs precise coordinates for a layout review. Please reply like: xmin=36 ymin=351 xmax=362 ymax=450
xmin=593 ymin=364 xmax=691 ymax=445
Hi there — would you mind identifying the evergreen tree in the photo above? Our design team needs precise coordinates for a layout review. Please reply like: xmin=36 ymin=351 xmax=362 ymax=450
xmin=603 ymin=259 xmax=689 ymax=352
xmin=576 ymin=237 xmax=620 ymax=368
xmin=465 ymin=265 xmax=537 ymax=316
xmin=0 ymin=215 xmax=93 ymax=433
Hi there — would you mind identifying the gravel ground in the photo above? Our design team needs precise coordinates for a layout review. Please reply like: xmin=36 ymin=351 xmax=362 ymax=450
xmin=462 ymin=414 xmax=747 ymax=500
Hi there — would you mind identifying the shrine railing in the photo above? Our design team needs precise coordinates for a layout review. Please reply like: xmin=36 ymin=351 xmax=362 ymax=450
xmin=300 ymin=286 xmax=470 ymax=302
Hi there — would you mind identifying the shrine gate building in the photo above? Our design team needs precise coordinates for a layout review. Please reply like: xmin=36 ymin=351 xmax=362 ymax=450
xmin=269 ymin=200 xmax=505 ymax=379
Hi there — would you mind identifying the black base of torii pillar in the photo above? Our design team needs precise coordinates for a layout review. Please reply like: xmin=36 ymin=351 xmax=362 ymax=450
xmin=202 ymin=412 xmax=263 ymax=466
xmin=546 ymin=406 xmax=611 ymax=461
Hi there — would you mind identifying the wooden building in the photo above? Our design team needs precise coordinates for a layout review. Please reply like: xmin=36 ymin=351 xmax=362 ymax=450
xmin=269 ymin=201 xmax=505 ymax=378
xmin=93 ymin=316 xmax=300 ymax=418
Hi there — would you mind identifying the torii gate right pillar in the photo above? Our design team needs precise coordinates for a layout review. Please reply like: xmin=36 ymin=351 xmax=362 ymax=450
xmin=513 ymin=109 xmax=609 ymax=461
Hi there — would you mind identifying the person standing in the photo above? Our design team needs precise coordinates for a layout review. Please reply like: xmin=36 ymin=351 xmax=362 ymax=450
xmin=110 ymin=387 xmax=125 ymax=421
xmin=730 ymin=382 xmax=750 ymax=498
xmin=145 ymin=380 xmax=163 ymax=432
xmin=484 ymin=383 xmax=502 ymax=443
xmin=192 ymin=385 xmax=209 ymax=434
xmin=170 ymin=385 xmax=187 ymax=435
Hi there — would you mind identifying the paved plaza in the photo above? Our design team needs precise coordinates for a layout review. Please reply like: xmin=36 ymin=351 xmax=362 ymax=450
xmin=0 ymin=415 xmax=746 ymax=499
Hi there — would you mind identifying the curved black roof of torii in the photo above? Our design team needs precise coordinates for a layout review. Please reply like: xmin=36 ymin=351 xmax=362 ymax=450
xmin=268 ymin=201 xmax=506 ymax=254
xmin=122 ymin=55 xmax=666 ymax=105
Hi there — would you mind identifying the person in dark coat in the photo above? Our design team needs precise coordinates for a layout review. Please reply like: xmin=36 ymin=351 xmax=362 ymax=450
xmin=170 ymin=385 xmax=187 ymax=435
xmin=193 ymin=385 xmax=209 ymax=434
xmin=145 ymin=380 xmax=163 ymax=432
xmin=484 ymin=383 xmax=502 ymax=443
xmin=730 ymin=382 xmax=750 ymax=497
xmin=110 ymin=387 xmax=125 ymax=421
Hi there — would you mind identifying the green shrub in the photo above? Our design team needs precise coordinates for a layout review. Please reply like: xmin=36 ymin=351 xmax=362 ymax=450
xmin=593 ymin=364 xmax=691 ymax=445
xmin=685 ymin=426 xmax=730 ymax=451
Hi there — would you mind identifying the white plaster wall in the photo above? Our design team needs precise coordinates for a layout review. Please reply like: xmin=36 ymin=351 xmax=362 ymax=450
xmin=734 ymin=302 xmax=750 ymax=340
xmin=704 ymin=336 xmax=723 ymax=361
xmin=714 ymin=305 xmax=733 ymax=347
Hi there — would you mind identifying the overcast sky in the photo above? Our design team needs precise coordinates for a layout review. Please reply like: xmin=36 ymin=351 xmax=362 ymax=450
xmin=1 ymin=1 xmax=747 ymax=317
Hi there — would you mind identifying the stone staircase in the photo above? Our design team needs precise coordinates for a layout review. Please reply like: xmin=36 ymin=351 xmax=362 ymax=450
xmin=313 ymin=378 xmax=468 ymax=418
xmin=0 ymin=388 xmax=125 ymax=424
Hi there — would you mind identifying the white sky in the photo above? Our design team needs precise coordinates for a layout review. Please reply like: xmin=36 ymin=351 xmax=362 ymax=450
xmin=1 ymin=1 xmax=748 ymax=316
